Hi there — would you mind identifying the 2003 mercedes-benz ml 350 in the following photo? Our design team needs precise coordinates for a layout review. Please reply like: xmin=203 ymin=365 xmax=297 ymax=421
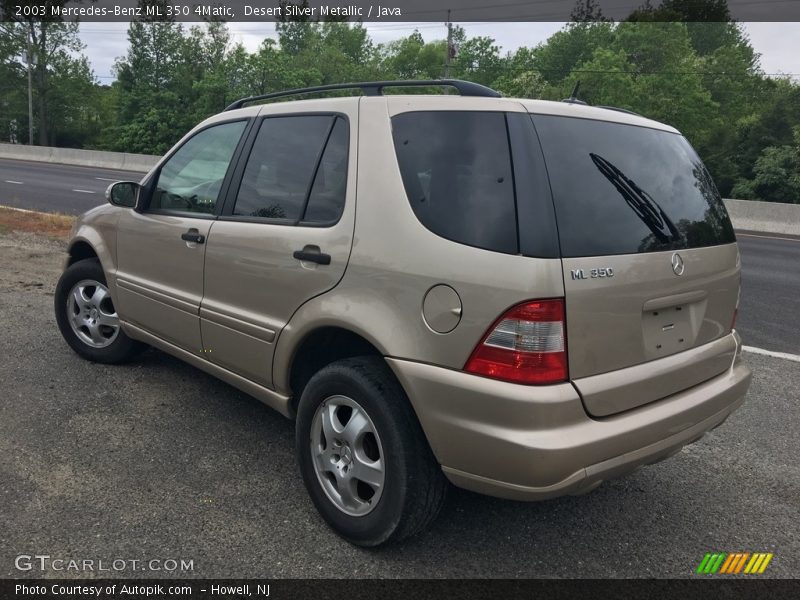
xmin=55 ymin=80 xmax=751 ymax=546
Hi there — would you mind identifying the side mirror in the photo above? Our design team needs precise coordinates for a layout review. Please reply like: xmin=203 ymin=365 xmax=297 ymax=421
xmin=106 ymin=181 xmax=140 ymax=208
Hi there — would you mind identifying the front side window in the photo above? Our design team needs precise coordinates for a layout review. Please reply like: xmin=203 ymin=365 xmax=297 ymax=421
xmin=150 ymin=121 xmax=246 ymax=214
xmin=391 ymin=111 xmax=518 ymax=254
xmin=232 ymin=115 xmax=348 ymax=224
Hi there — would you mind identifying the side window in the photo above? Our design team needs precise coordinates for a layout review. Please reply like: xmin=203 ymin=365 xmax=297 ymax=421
xmin=151 ymin=121 xmax=246 ymax=215
xmin=391 ymin=111 xmax=518 ymax=254
xmin=233 ymin=115 xmax=348 ymax=224
xmin=304 ymin=117 xmax=349 ymax=224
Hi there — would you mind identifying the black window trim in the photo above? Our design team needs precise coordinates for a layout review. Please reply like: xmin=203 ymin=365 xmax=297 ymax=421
xmin=527 ymin=110 xmax=682 ymax=136
xmin=391 ymin=109 xmax=564 ymax=257
xmin=512 ymin=112 xmax=561 ymax=259
xmin=137 ymin=117 xmax=255 ymax=219
xmin=218 ymin=111 xmax=351 ymax=228
xmin=503 ymin=113 xmax=522 ymax=255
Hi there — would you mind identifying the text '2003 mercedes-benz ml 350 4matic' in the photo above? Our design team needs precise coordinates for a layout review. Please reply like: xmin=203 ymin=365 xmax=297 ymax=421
xmin=55 ymin=80 xmax=751 ymax=546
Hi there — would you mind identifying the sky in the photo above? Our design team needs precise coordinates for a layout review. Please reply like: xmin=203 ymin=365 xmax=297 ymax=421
xmin=78 ymin=22 xmax=800 ymax=85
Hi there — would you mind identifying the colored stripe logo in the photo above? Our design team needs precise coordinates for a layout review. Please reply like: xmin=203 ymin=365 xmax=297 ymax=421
xmin=696 ymin=552 xmax=774 ymax=574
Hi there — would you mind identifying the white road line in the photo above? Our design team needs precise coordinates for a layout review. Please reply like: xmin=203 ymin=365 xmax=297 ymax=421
xmin=737 ymin=232 xmax=800 ymax=243
xmin=95 ymin=177 xmax=118 ymax=182
xmin=72 ymin=189 xmax=96 ymax=194
xmin=743 ymin=346 xmax=800 ymax=363
xmin=0 ymin=204 xmax=41 ymax=214
xmin=4 ymin=180 xmax=23 ymax=184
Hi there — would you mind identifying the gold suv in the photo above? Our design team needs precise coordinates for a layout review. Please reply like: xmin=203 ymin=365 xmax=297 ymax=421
xmin=55 ymin=80 xmax=751 ymax=546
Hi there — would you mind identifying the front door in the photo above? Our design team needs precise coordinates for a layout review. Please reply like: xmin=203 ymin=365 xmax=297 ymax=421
xmin=115 ymin=120 xmax=248 ymax=352
xmin=199 ymin=110 xmax=356 ymax=387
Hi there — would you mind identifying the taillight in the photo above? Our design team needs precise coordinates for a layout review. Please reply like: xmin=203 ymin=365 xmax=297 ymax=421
xmin=464 ymin=298 xmax=568 ymax=385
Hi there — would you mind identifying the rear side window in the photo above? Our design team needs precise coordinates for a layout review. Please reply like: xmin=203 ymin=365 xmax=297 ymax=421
xmin=532 ymin=115 xmax=735 ymax=258
xmin=304 ymin=117 xmax=349 ymax=224
xmin=392 ymin=111 xmax=518 ymax=254
xmin=233 ymin=115 xmax=347 ymax=224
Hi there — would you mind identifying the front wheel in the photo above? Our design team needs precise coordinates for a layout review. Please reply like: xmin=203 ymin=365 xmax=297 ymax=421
xmin=296 ymin=356 xmax=447 ymax=546
xmin=54 ymin=258 xmax=145 ymax=363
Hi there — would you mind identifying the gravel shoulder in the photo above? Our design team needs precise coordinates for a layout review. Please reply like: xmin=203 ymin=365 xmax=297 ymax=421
xmin=1 ymin=231 xmax=798 ymax=579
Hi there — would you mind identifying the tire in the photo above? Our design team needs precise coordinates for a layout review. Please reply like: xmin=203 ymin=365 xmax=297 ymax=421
xmin=296 ymin=356 xmax=447 ymax=546
xmin=54 ymin=258 xmax=146 ymax=364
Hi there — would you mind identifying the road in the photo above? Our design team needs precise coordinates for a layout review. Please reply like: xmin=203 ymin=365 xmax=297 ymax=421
xmin=737 ymin=234 xmax=800 ymax=355
xmin=0 ymin=232 xmax=797 ymax=578
xmin=0 ymin=158 xmax=143 ymax=215
xmin=0 ymin=157 xmax=797 ymax=356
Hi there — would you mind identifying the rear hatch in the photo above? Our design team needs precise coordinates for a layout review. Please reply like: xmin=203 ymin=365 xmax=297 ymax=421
xmin=531 ymin=112 xmax=739 ymax=416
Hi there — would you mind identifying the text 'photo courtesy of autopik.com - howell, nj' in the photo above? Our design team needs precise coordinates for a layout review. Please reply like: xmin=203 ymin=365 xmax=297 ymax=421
xmin=1 ymin=0 xmax=799 ymax=598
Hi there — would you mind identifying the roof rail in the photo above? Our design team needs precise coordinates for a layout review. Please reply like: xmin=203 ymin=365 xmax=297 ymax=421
xmin=596 ymin=105 xmax=643 ymax=117
xmin=224 ymin=79 xmax=502 ymax=111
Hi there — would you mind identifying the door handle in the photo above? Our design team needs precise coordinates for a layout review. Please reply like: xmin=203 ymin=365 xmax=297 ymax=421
xmin=181 ymin=229 xmax=205 ymax=244
xmin=293 ymin=246 xmax=331 ymax=265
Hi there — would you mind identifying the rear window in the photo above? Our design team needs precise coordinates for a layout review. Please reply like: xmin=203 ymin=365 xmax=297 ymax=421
xmin=391 ymin=111 xmax=518 ymax=254
xmin=532 ymin=115 xmax=735 ymax=258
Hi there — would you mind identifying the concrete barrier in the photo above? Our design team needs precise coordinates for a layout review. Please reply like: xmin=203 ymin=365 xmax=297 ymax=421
xmin=0 ymin=143 xmax=159 ymax=173
xmin=1 ymin=142 xmax=798 ymax=236
xmin=723 ymin=199 xmax=800 ymax=237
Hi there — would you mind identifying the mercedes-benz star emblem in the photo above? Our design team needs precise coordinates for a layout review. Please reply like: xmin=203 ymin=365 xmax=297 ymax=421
xmin=671 ymin=252 xmax=685 ymax=276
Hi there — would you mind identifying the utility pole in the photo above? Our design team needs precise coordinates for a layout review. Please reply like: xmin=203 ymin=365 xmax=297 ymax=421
xmin=443 ymin=9 xmax=453 ymax=93
xmin=26 ymin=26 xmax=34 ymax=146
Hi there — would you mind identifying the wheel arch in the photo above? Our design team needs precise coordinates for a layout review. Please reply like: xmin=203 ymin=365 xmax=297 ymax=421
xmin=284 ymin=326 xmax=385 ymax=414
xmin=64 ymin=221 xmax=119 ymax=299
xmin=66 ymin=239 xmax=99 ymax=266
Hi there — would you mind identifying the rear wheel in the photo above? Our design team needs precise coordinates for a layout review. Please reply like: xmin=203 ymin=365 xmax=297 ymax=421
xmin=54 ymin=258 xmax=145 ymax=363
xmin=296 ymin=356 xmax=447 ymax=546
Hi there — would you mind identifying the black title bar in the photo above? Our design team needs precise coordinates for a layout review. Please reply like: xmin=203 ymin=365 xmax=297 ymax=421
xmin=3 ymin=578 xmax=800 ymax=600
xmin=2 ymin=0 xmax=800 ymax=22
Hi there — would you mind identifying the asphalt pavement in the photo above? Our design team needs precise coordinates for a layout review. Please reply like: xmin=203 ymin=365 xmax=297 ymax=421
xmin=737 ymin=233 xmax=800 ymax=355
xmin=0 ymin=158 xmax=143 ymax=215
xmin=0 ymin=232 xmax=798 ymax=579
xmin=0 ymin=159 xmax=798 ymax=578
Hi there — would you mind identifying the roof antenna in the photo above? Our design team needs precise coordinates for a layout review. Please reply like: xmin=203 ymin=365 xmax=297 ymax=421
xmin=563 ymin=80 xmax=588 ymax=105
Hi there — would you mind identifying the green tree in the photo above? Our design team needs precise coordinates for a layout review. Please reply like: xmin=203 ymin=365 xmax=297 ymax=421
xmin=570 ymin=0 xmax=612 ymax=22
xmin=734 ymin=78 xmax=800 ymax=185
xmin=246 ymin=38 xmax=318 ymax=94
xmin=731 ymin=128 xmax=800 ymax=203
xmin=451 ymin=36 xmax=503 ymax=86
xmin=0 ymin=26 xmax=26 ymax=142
xmin=112 ymin=0 xmax=188 ymax=153
xmin=567 ymin=22 xmax=719 ymax=149
xmin=47 ymin=53 xmax=98 ymax=147
xmin=530 ymin=23 xmax=615 ymax=85
xmin=0 ymin=4 xmax=91 ymax=145
xmin=276 ymin=1 xmax=319 ymax=55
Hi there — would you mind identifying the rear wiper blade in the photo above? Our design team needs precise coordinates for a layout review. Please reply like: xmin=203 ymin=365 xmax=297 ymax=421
xmin=589 ymin=153 xmax=681 ymax=243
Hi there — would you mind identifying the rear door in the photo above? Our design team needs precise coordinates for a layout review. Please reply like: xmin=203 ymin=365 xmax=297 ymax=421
xmin=531 ymin=113 xmax=739 ymax=416
xmin=199 ymin=105 xmax=356 ymax=388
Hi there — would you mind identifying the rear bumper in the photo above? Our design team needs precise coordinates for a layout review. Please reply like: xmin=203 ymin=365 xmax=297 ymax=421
xmin=387 ymin=331 xmax=751 ymax=501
